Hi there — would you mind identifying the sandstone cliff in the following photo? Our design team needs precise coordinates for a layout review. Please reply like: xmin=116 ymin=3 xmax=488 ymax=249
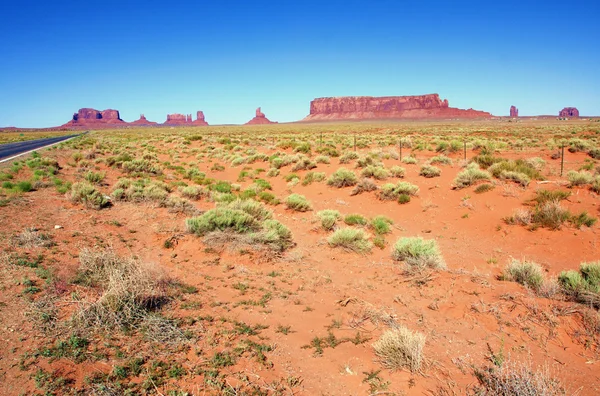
xmin=510 ymin=106 xmax=519 ymax=117
xmin=68 ymin=108 xmax=125 ymax=125
xmin=245 ymin=107 xmax=277 ymax=125
xmin=302 ymin=94 xmax=491 ymax=121
xmin=559 ymin=107 xmax=579 ymax=117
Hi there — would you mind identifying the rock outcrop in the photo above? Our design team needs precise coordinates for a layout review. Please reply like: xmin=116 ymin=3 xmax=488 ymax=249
xmin=510 ymin=106 xmax=519 ymax=117
xmin=164 ymin=112 xmax=208 ymax=126
xmin=302 ymin=94 xmax=491 ymax=121
xmin=130 ymin=114 xmax=157 ymax=126
xmin=245 ymin=107 xmax=277 ymax=125
xmin=559 ymin=107 xmax=579 ymax=118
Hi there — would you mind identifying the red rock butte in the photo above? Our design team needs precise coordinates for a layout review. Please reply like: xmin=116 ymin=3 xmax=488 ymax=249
xmin=301 ymin=94 xmax=492 ymax=121
xmin=61 ymin=108 xmax=208 ymax=128
xmin=164 ymin=111 xmax=208 ymax=126
xmin=510 ymin=105 xmax=519 ymax=117
xmin=64 ymin=108 xmax=125 ymax=127
xmin=245 ymin=107 xmax=277 ymax=125
xmin=559 ymin=107 xmax=579 ymax=118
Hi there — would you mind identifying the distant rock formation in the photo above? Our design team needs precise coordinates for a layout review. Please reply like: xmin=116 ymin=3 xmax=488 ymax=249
xmin=65 ymin=108 xmax=125 ymax=127
xmin=245 ymin=107 xmax=277 ymax=125
xmin=559 ymin=107 xmax=579 ymax=118
xmin=164 ymin=112 xmax=208 ymax=126
xmin=301 ymin=94 xmax=492 ymax=121
xmin=510 ymin=106 xmax=519 ymax=117
xmin=130 ymin=114 xmax=157 ymax=126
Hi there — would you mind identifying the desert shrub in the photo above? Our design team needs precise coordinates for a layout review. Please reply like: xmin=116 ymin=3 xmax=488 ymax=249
xmin=179 ymin=185 xmax=206 ymax=200
xmin=161 ymin=196 xmax=199 ymax=215
xmin=567 ymin=170 xmax=593 ymax=187
xmin=186 ymin=208 xmax=258 ymax=235
xmin=472 ymin=360 xmax=569 ymax=396
xmin=429 ymin=155 xmax=452 ymax=165
xmin=591 ymin=177 xmax=600 ymax=194
xmin=266 ymin=168 xmax=280 ymax=177
xmin=488 ymin=159 xmax=543 ymax=181
xmin=588 ymin=148 xmax=600 ymax=159
xmin=350 ymin=178 xmax=378 ymax=196
xmin=370 ymin=216 xmax=393 ymax=235
xmin=283 ymin=173 xmax=300 ymax=183
xmin=531 ymin=201 xmax=571 ymax=230
xmin=471 ymin=154 xmax=506 ymax=168
xmin=302 ymin=171 xmax=326 ymax=186
xmin=344 ymin=214 xmax=368 ymax=226
xmin=316 ymin=210 xmax=341 ymax=231
xmin=285 ymin=194 xmax=312 ymax=212
xmin=531 ymin=189 xmax=570 ymax=205
xmin=12 ymin=228 xmax=54 ymax=248
xmin=70 ymin=182 xmax=109 ymax=210
xmin=372 ymin=326 xmax=425 ymax=372
xmin=327 ymin=168 xmax=358 ymax=187
xmin=14 ymin=181 xmax=33 ymax=193
xmin=505 ymin=208 xmax=532 ymax=226
xmin=291 ymin=157 xmax=317 ymax=172
xmin=339 ymin=151 xmax=359 ymax=164
xmin=222 ymin=199 xmax=273 ymax=221
xmin=378 ymin=181 xmax=419 ymax=201
xmin=356 ymin=155 xmax=381 ymax=168
xmin=559 ymin=262 xmax=600 ymax=308
xmin=389 ymin=165 xmax=405 ymax=178
xmin=73 ymin=248 xmax=167 ymax=331
xmin=398 ymin=194 xmax=411 ymax=204
xmin=474 ymin=183 xmax=495 ymax=194
xmin=327 ymin=227 xmax=372 ymax=252
xmin=525 ymin=157 xmax=546 ymax=170
xmin=257 ymin=191 xmax=280 ymax=205
xmin=500 ymin=259 xmax=545 ymax=291
xmin=500 ymin=171 xmax=530 ymax=187
xmin=122 ymin=159 xmax=162 ymax=175
xmin=391 ymin=237 xmax=445 ymax=270
xmin=315 ymin=155 xmax=330 ymax=164
xmin=419 ymin=165 xmax=441 ymax=178
xmin=401 ymin=156 xmax=417 ymax=164
xmin=453 ymin=163 xmax=491 ymax=189
xmin=571 ymin=211 xmax=597 ymax=228
xmin=84 ymin=171 xmax=105 ymax=185
xmin=361 ymin=165 xmax=389 ymax=180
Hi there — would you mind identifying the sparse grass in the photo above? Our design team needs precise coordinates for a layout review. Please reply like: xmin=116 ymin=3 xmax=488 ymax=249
xmin=344 ymin=214 xmax=368 ymax=226
xmin=285 ymin=193 xmax=312 ymax=212
xmin=429 ymin=155 xmax=452 ymax=165
xmin=372 ymin=326 xmax=425 ymax=372
xmin=350 ymin=178 xmax=378 ymax=196
xmin=567 ymin=170 xmax=593 ymax=187
xmin=389 ymin=165 xmax=405 ymax=177
xmin=391 ymin=237 xmax=445 ymax=270
xmin=474 ymin=183 xmax=495 ymax=194
xmin=558 ymin=261 xmax=600 ymax=308
xmin=419 ymin=165 xmax=441 ymax=178
xmin=454 ymin=163 xmax=491 ymax=189
xmin=84 ymin=171 xmax=105 ymax=185
xmin=327 ymin=227 xmax=372 ymax=253
xmin=500 ymin=259 xmax=545 ymax=291
xmin=370 ymin=216 xmax=393 ymax=235
xmin=378 ymin=181 xmax=419 ymax=201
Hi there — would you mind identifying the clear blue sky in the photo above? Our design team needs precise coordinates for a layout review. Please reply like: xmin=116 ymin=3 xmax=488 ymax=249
xmin=1 ymin=0 xmax=599 ymax=127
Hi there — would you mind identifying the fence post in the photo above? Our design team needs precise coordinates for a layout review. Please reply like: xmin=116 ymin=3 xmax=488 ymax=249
xmin=354 ymin=134 xmax=356 ymax=152
xmin=560 ymin=144 xmax=565 ymax=177
xmin=399 ymin=139 xmax=402 ymax=161
xmin=464 ymin=140 xmax=467 ymax=161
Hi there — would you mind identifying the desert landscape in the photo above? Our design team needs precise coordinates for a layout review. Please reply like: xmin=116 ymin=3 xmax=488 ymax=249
xmin=1 ymin=115 xmax=600 ymax=395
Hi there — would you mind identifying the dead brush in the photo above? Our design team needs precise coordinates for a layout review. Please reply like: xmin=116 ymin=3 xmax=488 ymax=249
xmin=372 ymin=326 xmax=426 ymax=373
xmin=471 ymin=360 xmax=573 ymax=395
xmin=12 ymin=228 xmax=54 ymax=248
xmin=72 ymin=248 xmax=169 ymax=332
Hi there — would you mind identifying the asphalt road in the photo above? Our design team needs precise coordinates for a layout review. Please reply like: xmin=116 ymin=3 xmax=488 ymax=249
xmin=0 ymin=134 xmax=81 ymax=161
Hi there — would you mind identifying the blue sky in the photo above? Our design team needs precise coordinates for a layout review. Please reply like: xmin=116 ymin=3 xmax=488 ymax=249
xmin=1 ymin=0 xmax=599 ymax=127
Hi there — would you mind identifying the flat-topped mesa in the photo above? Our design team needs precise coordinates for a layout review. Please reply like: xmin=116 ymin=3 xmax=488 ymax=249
xmin=510 ymin=106 xmax=519 ymax=117
xmin=302 ymin=94 xmax=491 ymax=121
xmin=559 ymin=107 xmax=579 ymax=118
xmin=245 ymin=107 xmax=278 ymax=125
xmin=70 ymin=108 xmax=124 ymax=125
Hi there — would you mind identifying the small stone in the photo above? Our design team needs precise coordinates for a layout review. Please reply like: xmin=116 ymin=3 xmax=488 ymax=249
xmin=54 ymin=225 xmax=63 ymax=229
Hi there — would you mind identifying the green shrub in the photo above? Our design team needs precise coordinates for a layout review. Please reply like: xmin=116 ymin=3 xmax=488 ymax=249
xmin=344 ymin=214 xmax=367 ymax=226
xmin=500 ymin=260 xmax=544 ymax=291
xmin=531 ymin=201 xmax=571 ymax=230
xmin=389 ymin=165 xmax=405 ymax=178
xmin=378 ymin=181 xmax=419 ymax=201
xmin=429 ymin=155 xmax=452 ymax=165
xmin=327 ymin=168 xmax=358 ymax=187
xmin=531 ymin=189 xmax=570 ymax=205
xmin=350 ymin=178 xmax=378 ymax=196
xmin=316 ymin=210 xmax=341 ymax=230
xmin=419 ymin=165 xmax=441 ymax=178
xmin=84 ymin=171 xmax=105 ymax=185
xmin=391 ymin=237 xmax=445 ymax=270
xmin=401 ymin=156 xmax=417 ymax=165
xmin=361 ymin=166 xmax=389 ymax=180
xmin=398 ymin=194 xmax=411 ymax=204
xmin=474 ymin=184 xmax=495 ymax=194
xmin=70 ymin=182 xmax=109 ymax=210
xmin=285 ymin=194 xmax=312 ymax=212
xmin=258 ymin=191 xmax=280 ymax=205
xmin=453 ymin=164 xmax=491 ymax=189
xmin=488 ymin=159 xmax=543 ymax=181
xmin=186 ymin=208 xmax=259 ymax=235
xmin=571 ymin=211 xmax=597 ymax=228
xmin=567 ymin=170 xmax=593 ymax=187
xmin=302 ymin=171 xmax=326 ymax=186
xmin=339 ymin=152 xmax=359 ymax=164
xmin=370 ymin=216 xmax=393 ymax=235
xmin=499 ymin=171 xmax=530 ymax=187
xmin=122 ymin=159 xmax=161 ymax=175
xmin=327 ymin=227 xmax=372 ymax=252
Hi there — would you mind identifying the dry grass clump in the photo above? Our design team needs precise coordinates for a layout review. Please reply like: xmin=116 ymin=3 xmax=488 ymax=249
xmin=389 ymin=165 xmax=406 ymax=177
xmin=361 ymin=165 xmax=390 ymax=180
xmin=472 ymin=360 xmax=569 ymax=395
xmin=350 ymin=178 xmax=378 ymax=196
xmin=378 ymin=181 xmax=419 ymax=201
xmin=73 ymin=248 xmax=167 ymax=331
xmin=558 ymin=261 xmax=600 ymax=308
xmin=419 ymin=165 xmax=441 ymax=178
xmin=121 ymin=159 xmax=162 ymax=175
xmin=327 ymin=227 xmax=372 ymax=253
xmin=567 ymin=170 xmax=593 ymax=187
xmin=316 ymin=210 xmax=341 ymax=230
xmin=70 ymin=182 xmax=110 ymax=210
xmin=12 ymin=228 xmax=54 ymax=248
xmin=327 ymin=167 xmax=358 ymax=188
xmin=391 ymin=237 xmax=445 ymax=271
xmin=500 ymin=259 xmax=545 ymax=291
xmin=285 ymin=193 xmax=313 ymax=212
xmin=372 ymin=326 xmax=425 ymax=372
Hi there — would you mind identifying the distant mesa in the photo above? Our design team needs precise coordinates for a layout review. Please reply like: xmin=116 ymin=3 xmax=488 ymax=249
xmin=245 ymin=107 xmax=277 ymax=125
xmin=559 ymin=107 xmax=579 ymax=118
xmin=66 ymin=108 xmax=125 ymax=127
xmin=301 ymin=94 xmax=492 ymax=121
xmin=510 ymin=105 xmax=519 ymax=117
xmin=164 ymin=111 xmax=208 ymax=126
xmin=130 ymin=114 xmax=157 ymax=126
